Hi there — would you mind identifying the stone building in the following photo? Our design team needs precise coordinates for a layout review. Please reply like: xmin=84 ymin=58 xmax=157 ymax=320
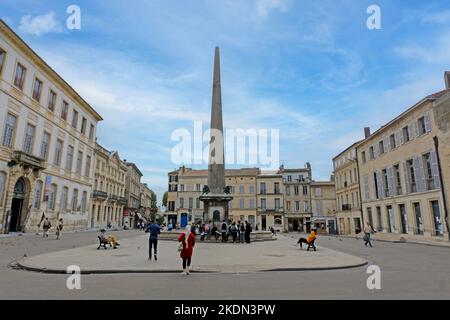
xmin=256 ymin=172 xmax=284 ymax=231
xmin=311 ymin=179 xmax=337 ymax=234
xmin=90 ymin=143 xmax=127 ymax=229
xmin=123 ymin=161 xmax=143 ymax=228
xmin=357 ymin=76 xmax=449 ymax=241
xmin=0 ymin=20 xmax=102 ymax=233
xmin=279 ymin=165 xmax=312 ymax=232
xmin=333 ymin=141 xmax=363 ymax=235
xmin=140 ymin=182 xmax=153 ymax=221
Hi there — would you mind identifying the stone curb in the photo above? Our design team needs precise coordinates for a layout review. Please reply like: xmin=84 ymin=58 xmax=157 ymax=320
xmin=15 ymin=258 xmax=368 ymax=275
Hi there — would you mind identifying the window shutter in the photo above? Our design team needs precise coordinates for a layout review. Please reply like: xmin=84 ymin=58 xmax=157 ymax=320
xmin=377 ymin=171 xmax=384 ymax=198
xmin=387 ymin=166 xmax=394 ymax=197
xmin=415 ymin=156 xmax=426 ymax=193
xmin=424 ymin=112 xmax=432 ymax=133
xmin=403 ymin=161 xmax=410 ymax=194
xmin=400 ymin=130 xmax=404 ymax=145
xmin=395 ymin=132 xmax=400 ymax=148
xmin=373 ymin=144 xmax=378 ymax=158
xmin=414 ymin=120 xmax=419 ymax=137
xmin=384 ymin=136 xmax=390 ymax=152
xmin=430 ymin=151 xmax=441 ymax=189
xmin=408 ymin=123 xmax=414 ymax=141
xmin=364 ymin=175 xmax=369 ymax=200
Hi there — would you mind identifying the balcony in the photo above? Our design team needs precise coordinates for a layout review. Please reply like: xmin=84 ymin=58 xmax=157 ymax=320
xmin=117 ymin=196 xmax=128 ymax=205
xmin=92 ymin=190 xmax=108 ymax=199
xmin=342 ymin=204 xmax=352 ymax=211
xmin=8 ymin=150 xmax=46 ymax=170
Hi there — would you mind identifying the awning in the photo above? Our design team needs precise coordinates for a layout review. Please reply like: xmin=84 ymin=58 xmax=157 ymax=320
xmin=135 ymin=212 xmax=147 ymax=221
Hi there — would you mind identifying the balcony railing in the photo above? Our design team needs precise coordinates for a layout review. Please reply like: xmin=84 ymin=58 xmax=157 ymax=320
xmin=92 ymin=190 xmax=108 ymax=199
xmin=9 ymin=150 xmax=46 ymax=170
xmin=342 ymin=204 xmax=352 ymax=211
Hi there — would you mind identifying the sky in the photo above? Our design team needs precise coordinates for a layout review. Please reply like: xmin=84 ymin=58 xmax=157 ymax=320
xmin=1 ymin=0 xmax=450 ymax=205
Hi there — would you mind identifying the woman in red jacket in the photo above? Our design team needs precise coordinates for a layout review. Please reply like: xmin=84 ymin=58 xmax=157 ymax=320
xmin=178 ymin=225 xmax=195 ymax=275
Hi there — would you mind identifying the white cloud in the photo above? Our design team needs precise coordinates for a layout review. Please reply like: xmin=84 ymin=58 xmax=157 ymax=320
xmin=394 ymin=32 xmax=450 ymax=65
xmin=256 ymin=0 xmax=290 ymax=18
xmin=421 ymin=10 xmax=450 ymax=24
xmin=18 ymin=12 xmax=62 ymax=36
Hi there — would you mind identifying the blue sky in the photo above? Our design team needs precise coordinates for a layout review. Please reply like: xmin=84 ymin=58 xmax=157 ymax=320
xmin=2 ymin=0 xmax=450 ymax=204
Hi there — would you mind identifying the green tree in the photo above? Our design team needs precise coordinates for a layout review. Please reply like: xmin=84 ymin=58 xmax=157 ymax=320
xmin=162 ymin=191 xmax=168 ymax=208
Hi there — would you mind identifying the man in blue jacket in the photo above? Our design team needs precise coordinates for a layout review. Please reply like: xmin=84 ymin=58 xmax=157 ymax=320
xmin=145 ymin=220 xmax=160 ymax=261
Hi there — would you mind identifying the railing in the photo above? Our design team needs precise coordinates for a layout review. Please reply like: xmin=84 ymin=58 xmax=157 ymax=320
xmin=342 ymin=204 xmax=352 ymax=211
xmin=92 ymin=190 xmax=108 ymax=199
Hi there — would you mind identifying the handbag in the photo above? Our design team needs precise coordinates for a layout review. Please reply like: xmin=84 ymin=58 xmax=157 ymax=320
xmin=363 ymin=234 xmax=369 ymax=242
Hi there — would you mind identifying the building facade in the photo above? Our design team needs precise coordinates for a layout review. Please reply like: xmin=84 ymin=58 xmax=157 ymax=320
xmin=0 ymin=20 xmax=102 ymax=233
xmin=333 ymin=141 xmax=363 ymax=235
xmin=256 ymin=172 xmax=284 ymax=231
xmin=90 ymin=143 xmax=127 ymax=229
xmin=140 ymin=182 xmax=153 ymax=221
xmin=279 ymin=165 xmax=312 ymax=232
xmin=124 ymin=161 xmax=143 ymax=228
xmin=357 ymin=79 xmax=449 ymax=241
xmin=311 ymin=179 xmax=337 ymax=234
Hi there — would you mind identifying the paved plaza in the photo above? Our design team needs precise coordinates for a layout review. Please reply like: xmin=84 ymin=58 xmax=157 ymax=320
xmin=1 ymin=230 xmax=450 ymax=299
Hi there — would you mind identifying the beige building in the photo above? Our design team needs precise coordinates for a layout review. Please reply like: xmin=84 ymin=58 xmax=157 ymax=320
xmin=0 ymin=20 xmax=102 ymax=233
xmin=333 ymin=141 xmax=363 ymax=235
xmin=311 ymin=179 xmax=337 ymax=234
xmin=256 ymin=172 xmax=284 ymax=231
xmin=140 ymin=182 xmax=153 ymax=220
xmin=357 ymin=76 xmax=449 ymax=241
xmin=124 ymin=161 xmax=143 ymax=228
xmin=279 ymin=165 xmax=312 ymax=232
xmin=90 ymin=143 xmax=127 ymax=229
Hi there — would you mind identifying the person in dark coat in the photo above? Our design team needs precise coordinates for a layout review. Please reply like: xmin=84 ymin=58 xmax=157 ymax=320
xmin=221 ymin=220 xmax=228 ymax=242
xmin=145 ymin=220 xmax=160 ymax=260
xmin=244 ymin=220 xmax=252 ymax=243
xmin=178 ymin=225 xmax=196 ymax=275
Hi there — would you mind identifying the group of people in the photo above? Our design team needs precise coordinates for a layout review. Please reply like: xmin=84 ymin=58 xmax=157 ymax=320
xmin=40 ymin=217 xmax=64 ymax=240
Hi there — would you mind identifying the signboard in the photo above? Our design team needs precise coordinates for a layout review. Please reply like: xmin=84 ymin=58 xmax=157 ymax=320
xmin=43 ymin=175 xmax=51 ymax=202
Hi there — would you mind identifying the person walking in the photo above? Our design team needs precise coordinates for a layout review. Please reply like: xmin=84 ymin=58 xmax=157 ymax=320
xmin=145 ymin=220 xmax=160 ymax=260
xmin=244 ymin=220 xmax=252 ymax=244
xmin=55 ymin=218 xmax=63 ymax=240
xmin=239 ymin=221 xmax=245 ymax=243
xmin=178 ymin=225 xmax=195 ymax=275
xmin=363 ymin=222 xmax=376 ymax=247
xmin=42 ymin=218 xmax=51 ymax=238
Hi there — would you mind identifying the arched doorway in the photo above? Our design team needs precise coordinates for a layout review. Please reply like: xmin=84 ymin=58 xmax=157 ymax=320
xmin=213 ymin=210 xmax=220 ymax=223
xmin=9 ymin=178 xmax=27 ymax=232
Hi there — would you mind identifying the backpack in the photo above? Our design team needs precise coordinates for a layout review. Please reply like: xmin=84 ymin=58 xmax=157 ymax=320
xmin=231 ymin=225 xmax=237 ymax=233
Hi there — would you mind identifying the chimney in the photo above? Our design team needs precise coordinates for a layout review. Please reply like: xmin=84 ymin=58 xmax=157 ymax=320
xmin=364 ymin=127 xmax=371 ymax=139
xmin=445 ymin=71 xmax=450 ymax=89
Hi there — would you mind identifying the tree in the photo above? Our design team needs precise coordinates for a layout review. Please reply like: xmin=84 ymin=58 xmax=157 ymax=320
xmin=150 ymin=190 xmax=158 ymax=220
xmin=162 ymin=191 xmax=168 ymax=208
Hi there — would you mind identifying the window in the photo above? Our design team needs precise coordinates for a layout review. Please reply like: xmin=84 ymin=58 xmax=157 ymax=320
xmin=378 ymin=140 xmax=385 ymax=154
xmin=260 ymin=198 xmax=266 ymax=209
xmin=81 ymin=117 xmax=87 ymax=135
xmin=373 ymin=172 xmax=379 ymax=199
xmin=66 ymin=145 xmax=74 ymax=171
xmin=407 ymin=159 xmax=416 ymax=193
xmin=23 ymin=124 xmax=35 ymax=154
xmin=47 ymin=184 xmax=57 ymax=210
xmin=287 ymin=175 xmax=292 ymax=182
xmin=189 ymin=197 xmax=193 ymax=209
xmin=71 ymin=189 xmax=79 ymax=211
xmin=0 ymin=172 xmax=6 ymax=206
xmin=179 ymin=197 xmax=184 ymax=208
xmin=303 ymin=186 xmax=308 ymax=195
xmin=295 ymin=201 xmax=300 ymax=211
xmin=85 ymin=155 xmax=91 ymax=177
xmin=239 ymin=185 xmax=244 ymax=194
xmin=0 ymin=48 xmax=5 ymax=75
xmin=423 ymin=153 xmax=434 ymax=190
xmin=249 ymin=199 xmax=255 ymax=209
xmin=275 ymin=198 xmax=280 ymax=209
xmin=89 ymin=124 xmax=94 ymax=140
xmin=61 ymin=101 xmax=69 ymax=120
xmin=54 ymin=140 xmax=63 ymax=166
xmin=33 ymin=180 xmax=43 ymax=209
xmin=274 ymin=182 xmax=280 ymax=194
xmin=304 ymin=201 xmax=309 ymax=212
xmin=31 ymin=78 xmax=43 ymax=102
xmin=286 ymin=201 xmax=291 ymax=211
xmin=260 ymin=182 xmax=266 ymax=194
xmin=240 ymin=199 xmax=244 ymax=209
xmin=81 ymin=191 xmax=87 ymax=212
xmin=40 ymin=132 xmax=51 ymax=160
xmin=14 ymin=63 xmax=27 ymax=89
xmin=286 ymin=186 xmax=290 ymax=196
xmin=414 ymin=202 xmax=424 ymax=235
xmin=315 ymin=187 xmax=322 ymax=197
xmin=71 ymin=110 xmax=79 ymax=128
xmin=180 ymin=184 xmax=185 ymax=192
xmin=417 ymin=117 xmax=426 ymax=136
xmin=361 ymin=151 xmax=366 ymax=164
xmin=402 ymin=126 xmax=410 ymax=143
xmin=196 ymin=198 xmax=200 ymax=209
xmin=382 ymin=169 xmax=389 ymax=196
xmin=369 ymin=146 xmax=375 ymax=160
xmin=390 ymin=134 xmax=396 ymax=149
xmin=393 ymin=164 xmax=402 ymax=195
xmin=76 ymin=151 xmax=83 ymax=174
xmin=2 ymin=113 xmax=17 ymax=148
xmin=248 ymin=185 xmax=254 ymax=194
xmin=294 ymin=186 xmax=299 ymax=195
xmin=47 ymin=90 xmax=57 ymax=111
xmin=196 ymin=184 xmax=201 ymax=192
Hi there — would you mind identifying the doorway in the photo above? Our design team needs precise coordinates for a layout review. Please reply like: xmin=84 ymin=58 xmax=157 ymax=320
xmin=9 ymin=178 xmax=27 ymax=232
xmin=180 ymin=213 xmax=188 ymax=228
xmin=261 ymin=215 xmax=266 ymax=230
xmin=399 ymin=204 xmax=408 ymax=234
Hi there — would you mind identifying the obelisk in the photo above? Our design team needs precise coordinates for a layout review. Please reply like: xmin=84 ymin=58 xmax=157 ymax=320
xmin=200 ymin=47 xmax=233 ymax=223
